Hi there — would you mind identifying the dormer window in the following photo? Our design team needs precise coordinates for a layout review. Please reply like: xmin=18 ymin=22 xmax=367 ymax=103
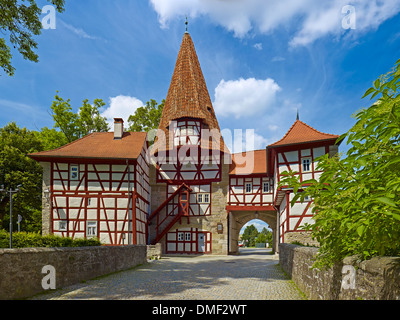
xmin=173 ymin=119 xmax=201 ymax=146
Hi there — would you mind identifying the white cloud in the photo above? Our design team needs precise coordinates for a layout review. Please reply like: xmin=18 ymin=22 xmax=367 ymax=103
xmin=149 ymin=0 xmax=400 ymax=46
xmin=253 ymin=43 xmax=263 ymax=50
xmin=213 ymin=77 xmax=281 ymax=119
xmin=60 ymin=20 xmax=100 ymax=40
xmin=101 ymin=95 xmax=144 ymax=128
xmin=271 ymin=56 xmax=286 ymax=62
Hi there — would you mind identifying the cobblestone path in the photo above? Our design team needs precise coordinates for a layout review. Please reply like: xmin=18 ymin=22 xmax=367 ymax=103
xmin=32 ymin=249 xmax=305 ymax=300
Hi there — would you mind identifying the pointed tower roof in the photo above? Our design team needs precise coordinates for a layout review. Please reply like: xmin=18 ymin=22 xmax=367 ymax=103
xmin=269 ymin=120 xmax=339 ymax=147
xmin=159 ymin=32 xmax=220 ymax=131
xmin=153 ymin=32 xmax=228 ymax=154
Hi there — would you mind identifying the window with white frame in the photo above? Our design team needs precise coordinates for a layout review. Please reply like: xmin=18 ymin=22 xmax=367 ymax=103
xmin=197 ymin=193 xmax=210 ymax=203
xmin=263 ymin=182 xmax=269 ymax=193
xmin=87 ymin=221 xmax=97 ymax=237
xmin=59 ymin=220 xmax=67 ymax=231
xmin=245 ymin=183 xmax=252 ymax=193
xmin=178 ymin=232 xmax=184 ymax=241
xmin=70 ymin=165 xmax=79 ymax=181
xmin=302 ymin=158 xmax=311 ymax=172
xmin=185 ymin=233 xmax=191 ymax=241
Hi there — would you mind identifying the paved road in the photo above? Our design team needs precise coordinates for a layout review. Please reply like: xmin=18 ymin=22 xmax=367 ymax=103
xmin=32 ymin=248 xmax=305 ymax=300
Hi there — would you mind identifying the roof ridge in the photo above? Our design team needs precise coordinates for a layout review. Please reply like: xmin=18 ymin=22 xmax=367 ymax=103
xmin=268 ymin=120 xmax=299 ymax=147
xmin=269 ymin=120 xmax=339 ymax=147
xmin=297 ymin=120 xmax=338 ymax=137
xmin=32 ymin=132 xmax=97 ymax=156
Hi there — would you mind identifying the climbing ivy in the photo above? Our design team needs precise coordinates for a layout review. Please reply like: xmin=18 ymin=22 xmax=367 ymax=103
xmin=280 ymin=58 xmax=400 ymax=269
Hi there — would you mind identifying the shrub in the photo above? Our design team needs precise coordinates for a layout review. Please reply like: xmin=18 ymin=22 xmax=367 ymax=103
xmin=0 ymin=230 xmax=101 ymax=248
xmin=280 ymin=59 xmax=400 ymax=269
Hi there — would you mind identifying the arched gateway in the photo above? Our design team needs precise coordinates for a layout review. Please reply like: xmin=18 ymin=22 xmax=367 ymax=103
xmin=30 ymin=29 xmax=340 ymax=254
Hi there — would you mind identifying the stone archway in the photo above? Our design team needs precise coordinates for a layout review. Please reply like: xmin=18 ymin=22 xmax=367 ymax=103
xmin=228 ymin=210 xmax=278 ymax=255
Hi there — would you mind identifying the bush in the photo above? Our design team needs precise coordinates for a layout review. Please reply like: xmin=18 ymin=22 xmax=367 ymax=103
xmin=280 ymin=59 xmax=400 ymax=269
xmin=0 ymin=230 xmax=101 ymax=248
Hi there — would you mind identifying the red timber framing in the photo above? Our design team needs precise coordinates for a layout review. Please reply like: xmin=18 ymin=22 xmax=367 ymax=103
xmin=167 ymin=184 xmax=212 ymax=217
xmin=269 ymin=142 xmax=331 ymax=243
xmin=148 ymin=183 xmax=192 ymax=245
xmin=49 ymin=155 xmax=149 ymax=246
xmin=172 ymin=118 xmax=202 ymax=147
xmin=278 ymin=191 xmax=314 ymax=243
xmin=272 ymin=142 xmax=332 ymax=185
xmin=155 ymin=147 xmax=223 ymax=185
xmin=228 ymin=174 xmax=274 ymax=209
xmin=166 ymin=228 xmax=212 ymax=254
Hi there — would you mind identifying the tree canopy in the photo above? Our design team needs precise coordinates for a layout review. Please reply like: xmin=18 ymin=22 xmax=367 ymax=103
xmin=241 ymin=224 xmax=272 ymax=247
xmin=0 ymin=0 xmax=66 ymax=76
xmin=49 ymin=92 xmax=110 ymax=144
xmin=280 ymin=58 xmax=400 ymax=269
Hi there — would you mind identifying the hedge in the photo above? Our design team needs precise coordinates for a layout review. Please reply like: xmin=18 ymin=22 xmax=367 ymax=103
xmin=0 ymin=230 xmax=101 ymax=248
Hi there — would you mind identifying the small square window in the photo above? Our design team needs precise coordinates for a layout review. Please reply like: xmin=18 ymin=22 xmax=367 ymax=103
xmin=245 ymin=183 xmax=252 ymax=193
xmin=197 ymin=194 xmax=203 ymax=203
xmin=87 ymin=221 xmax=97 ymax=237
xmin=178 ymin=232 xmax=184 ymax=241
xmin=59 ymin=221 xmax=67 ymax=231
xmin=70 ymin=165 xmax=79 ymax=181
xmin=204 ymin=193 xmax=210 ymax=203
xmin=185 ymin=233 xmax=191 ymax=241
xmin=263 ymin=182 xmax=269 ymax=193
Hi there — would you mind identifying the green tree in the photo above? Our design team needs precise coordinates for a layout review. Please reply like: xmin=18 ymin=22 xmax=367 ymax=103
xmin=128 ymin=99 xmax=164 ymax=143
xmin=241 ymin=224 xmax=259 ymax=247
xmin=35 ymin=127 xmax=68 ymax=151
xmin=280 ymin=58 xmax=400 ymax=269
xmin=0 ymin=123 xmax=43 ymax=232
xmin=0 ymin=0 xmax=66 ymax=76
xmin=50 ymin=92 xmax=110 ymax=143
xmin=260 ymin=227 xmax=273 ymax=245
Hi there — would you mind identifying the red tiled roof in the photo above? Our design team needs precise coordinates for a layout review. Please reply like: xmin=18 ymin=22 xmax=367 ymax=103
xmin=29 ymin=132 xmax=147 ymax=161
xmin=269 ymin=120 xmax=339 ymax=147
xmin=229 ymin=149 xmax=267 ymax=175
xmin=153 ymin=32 xmax=229 ymax=154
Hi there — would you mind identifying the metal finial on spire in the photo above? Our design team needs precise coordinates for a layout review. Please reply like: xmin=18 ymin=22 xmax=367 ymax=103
xmin=296 ymin=109 xmax=300 ymax=121
xmin=185 ymin=16 xmax=188 ymax=33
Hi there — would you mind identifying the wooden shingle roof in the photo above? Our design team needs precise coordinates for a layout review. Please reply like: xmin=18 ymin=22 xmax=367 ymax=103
xmin=153 ymin=32 xmax=229 ymax=154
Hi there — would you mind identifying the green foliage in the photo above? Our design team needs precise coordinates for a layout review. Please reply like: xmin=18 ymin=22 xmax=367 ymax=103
xmin=0 ymin=0 xmax=66 ymax=76
xmin=241 ymin=224 xmax=259 ymax=247
xmin=50 ymin=92 xmax=110 ymax=143
xmin=128 ymin=99 xmax=164 ymax=143
xmin=280 ymin=59 xmax=400 ymax=269
xmin=241 ymin=225 xmax=272 ymax=247
xmin=0 ymin=230 xmax=101 ymax=248
xmin=0 ymin=122 xmax=44 ymax=231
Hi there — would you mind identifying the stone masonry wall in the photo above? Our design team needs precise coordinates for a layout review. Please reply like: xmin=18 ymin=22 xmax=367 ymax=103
xmin=279 ymin=243 xmax=400 ymax=300
xmin=0 ymin=245 xmax=147 ymax=300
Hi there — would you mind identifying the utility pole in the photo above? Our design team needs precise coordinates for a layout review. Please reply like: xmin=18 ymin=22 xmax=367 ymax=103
xmin=0 ymin=185 xmax=22 ymax=249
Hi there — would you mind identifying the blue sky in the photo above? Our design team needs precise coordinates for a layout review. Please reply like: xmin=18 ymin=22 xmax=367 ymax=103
xmin=1 ymin=1 xmax=400 ymax=232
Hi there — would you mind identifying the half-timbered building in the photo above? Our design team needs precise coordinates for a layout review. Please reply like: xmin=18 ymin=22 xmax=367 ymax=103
xmin=30 ymin=29 xmax=340 ymax=254
xmin=30 ymin=120 xmax=150 ymax=246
